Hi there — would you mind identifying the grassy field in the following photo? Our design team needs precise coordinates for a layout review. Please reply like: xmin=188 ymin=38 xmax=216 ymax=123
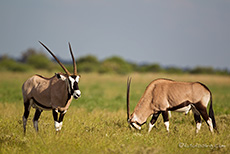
xmin=0 ymin=71 xmax=229 ymax=153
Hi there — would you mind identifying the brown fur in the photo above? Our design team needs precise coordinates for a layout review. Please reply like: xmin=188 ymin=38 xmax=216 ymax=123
xmin=22 ymin=42 xmax=80 ymax=133
xmin=129 ymin=78 xmax=212 ymax=127
xmin=22 ymin=74 xmax=72 ymax=111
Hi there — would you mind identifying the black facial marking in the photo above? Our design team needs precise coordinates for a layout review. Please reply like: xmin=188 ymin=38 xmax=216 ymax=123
xmin=67 ymin=76 xmax=80 ymax=96
xmin=68 ymin=79 xmax=74 ymax=95
xmin=133 ymin=121 xmax=145 ymax=127
xmin=131 ymin=123 xmax=140 ymax=129
xmin=65 ymin=92 xmax=71 ymax=106
xmin=71 ymin=75 xmax=79 ymax=90
xmin=56 ymin=73 xmax=61 ymax=79
xmin=71 ymin=75 xmax=77 ymax=79
xmin=73 ymin=81 xmax=79 ymax=90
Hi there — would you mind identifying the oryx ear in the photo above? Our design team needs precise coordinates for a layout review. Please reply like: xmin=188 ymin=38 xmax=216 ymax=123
xmin=55 ymin=73 xmax=67 ymax=81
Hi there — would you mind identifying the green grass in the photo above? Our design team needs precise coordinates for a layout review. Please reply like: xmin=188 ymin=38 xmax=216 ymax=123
xmin=0 ymin=71 xmax=229 ymax=153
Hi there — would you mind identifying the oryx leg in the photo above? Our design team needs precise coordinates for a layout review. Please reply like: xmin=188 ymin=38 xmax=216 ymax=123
xmin=22 ymin=100 xmax=31 ymax=134
xmin=162 ymin=111 xmax=169 ymax=132
xmin=57 ymin=110 xmax=67 ymax=131
xmin=33 ymin=109 xmax=43 ymax=132
xmin=52 ymin=109 xmax=66 ymax=131
xmin=52 ymin=109 xmax=60 ymax=132
xmin=148 ymin=112 xmax=161 ymax=133
xmin=194 ymin=113 xmax=202 ymax=133
xmin=195 ymin=102 xmax=213 ymax=133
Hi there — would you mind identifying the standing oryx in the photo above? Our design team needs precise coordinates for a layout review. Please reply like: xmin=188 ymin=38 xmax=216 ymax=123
xmin=22 ymin=41 xmax=81 ymax=133
xmin=126 ymin=77 xmax=217 ymax=134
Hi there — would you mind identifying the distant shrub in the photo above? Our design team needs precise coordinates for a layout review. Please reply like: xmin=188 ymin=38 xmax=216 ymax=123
xmin=21 ymin=48 xmax=37 ymax=62
xmin=26 ymin=54 xmax=54 ymax=70
xmin=99 ymin=56 xmax=133 ymax=74
xmin=190 ymin=66 xmax=215 ymax=74
xmin=77 ymin=55 xmax=99 ymax=64
xmin=0 ymin=57 xmax=32 ymax=72
xmin=215 ymin=68 xmax=230 ymax=75
xmin=138 ymin=63 xmax=162 ymax=73
xmin=1 ymin=48 xmax=230 ymax=75
xmin=165 ymin=66 xmax=183 ymax=74
xmin=77 ymin=55 xmax=100 ymax=73
xmin=21 ymin=48 xmax=58 ymax=71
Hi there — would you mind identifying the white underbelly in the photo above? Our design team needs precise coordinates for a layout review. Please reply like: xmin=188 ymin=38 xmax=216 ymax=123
xmin=174 ymin=105 xmax=191 ymax=114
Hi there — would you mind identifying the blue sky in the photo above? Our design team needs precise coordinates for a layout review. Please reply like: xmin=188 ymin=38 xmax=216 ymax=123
xmin=1 ymin=0 xmax=230 ymax=69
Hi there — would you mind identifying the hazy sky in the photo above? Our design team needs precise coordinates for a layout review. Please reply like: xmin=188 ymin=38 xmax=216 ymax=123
xmin=1 ymin=0 xmax=230 ymax=69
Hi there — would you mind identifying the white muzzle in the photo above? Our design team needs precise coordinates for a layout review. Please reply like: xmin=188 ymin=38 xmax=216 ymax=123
xmin=73 ymin=90 xmax=81 ymax=99
xmin=131 ymin=123 xmax=141 ymax=130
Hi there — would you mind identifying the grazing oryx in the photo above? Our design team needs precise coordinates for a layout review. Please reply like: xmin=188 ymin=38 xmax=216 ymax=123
xmin=22 ymin=41 xmax=81 ymax=133
xmin=126 ymin=77 xmax=217 ymax=134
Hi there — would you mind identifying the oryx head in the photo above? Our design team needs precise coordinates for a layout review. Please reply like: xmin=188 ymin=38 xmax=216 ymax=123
xmin=126 ymin=77 xmax=143 ymax=130
xmin=39 ymin=41 xmax=81 ymax=99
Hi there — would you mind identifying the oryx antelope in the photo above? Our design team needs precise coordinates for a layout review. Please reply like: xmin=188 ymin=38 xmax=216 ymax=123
xmin=22 ymin=41 xmax=81 ymax=133
xmin=126 ymin=77 xmax=217 ymax=134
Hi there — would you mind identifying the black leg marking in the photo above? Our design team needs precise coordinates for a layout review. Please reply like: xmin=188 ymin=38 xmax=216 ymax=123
xmin=194 ymin=102 xmax=209 ymax=122
xmin=23 ymin=102 xmax=30 ymax=119
xmin=162 ymin=111 xmax=169 ymax=122
xmin=194 ymin=113 xmax=202 ymax=133
xmin=52 ymin=110 xmax=66 ymax=131
xmin=58 ymin=111 xmax=66 ymax=123
xmin=23 ymin=101 xmax=31 ymax=134
xmin=33 ymin=109 xmax=43 ymax=132
xmin=162 ymin=111 xmax=170 ymax=132
xmin=194 ymin=102 xmax=214 ymax=133
xmin=52 ymin=109 xmax=58 ymax=122
xmin=148 ymin=112 xmax=161 ymax=133
xmin=150 ymin=112 xmax=161 ymax=125
xmin=194 ymin=113 xmax=201 ymax=124
xmin=33 ymin=109 xmax=42 ymax=121
xmin=53 ymin=109 xmax=60 ymax=131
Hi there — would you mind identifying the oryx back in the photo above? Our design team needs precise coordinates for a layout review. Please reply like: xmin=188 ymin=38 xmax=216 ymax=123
xmin=150 ymin=79 xmax=211 ymax=111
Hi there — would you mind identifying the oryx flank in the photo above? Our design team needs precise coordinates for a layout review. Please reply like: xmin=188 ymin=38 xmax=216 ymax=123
xmin=126 ymin=77 xmax=217 ymax=134
xmin=22 ymin=41 xmax=81 ymax=133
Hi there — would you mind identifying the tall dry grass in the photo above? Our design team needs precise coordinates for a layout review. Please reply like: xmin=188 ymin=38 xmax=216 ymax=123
xmin=0 ymin=71 xmax=229 ymax=153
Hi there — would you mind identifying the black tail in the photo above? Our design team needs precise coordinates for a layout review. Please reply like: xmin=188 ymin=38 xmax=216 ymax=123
xmin=209 ymin=93 xmax=217 ymax=130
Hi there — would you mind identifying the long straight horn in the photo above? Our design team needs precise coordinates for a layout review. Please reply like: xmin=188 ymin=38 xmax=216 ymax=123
xmin=127 ymin=77 xmax=132 ymax=121
xmin=68 ymin=42 xmax=77 ymax=75
xmin=39 ymin=41 xmax=71 ymax=76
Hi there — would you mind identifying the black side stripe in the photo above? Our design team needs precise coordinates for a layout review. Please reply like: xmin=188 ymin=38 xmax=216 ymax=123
xmin=64 ymin=92 xmax=72 ymax=107
xmin=32 ymin=97 xmax=52 ymax=110
xmin=167 ymin=101 xmax=191 ymax=111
